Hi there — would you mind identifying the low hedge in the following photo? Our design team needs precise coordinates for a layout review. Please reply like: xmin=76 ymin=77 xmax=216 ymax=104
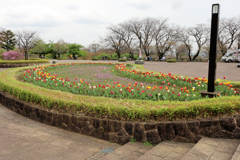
xmin=92 ymin=58 xmax=99 ymax=60
xmin=118 ymin=59 xmax=127 ymax=62
xmin=0 ymin=59 xmax=49 ymax=64
xmin=167 ymin=59 xmax=177 ymax=63
xmin=57 ymin=58 xmax=65 ymax=60
xmin=0 ymin=63 xmax=240 ymax=122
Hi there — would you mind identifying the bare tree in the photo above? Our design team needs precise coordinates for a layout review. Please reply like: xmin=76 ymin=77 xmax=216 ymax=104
xmin=100 ymin=25 xmax=126 ymax=59
xmin=126 ymin=17 xmax=159 ymax=57
xmin=88 ymin=42 xmax=100 ymax=57
xmin=179 ymin=29 xmax=193 ymax=60
xmin=108 ymin=23 xmax=137 ymax=59
xmin=218 ymin=17 xmax=240 ymax=56
xmin=188 ymin=24 xmax=209 ymax=61
xmin=53 ymin=39 xmax=69 ymax=58
xmin=154 ymin=23 xmax=181 ymax=59
xmin=173 ymin=43 xmax=189 ymax=59
xmin=15 ymin=30 xmax=39 ymax=60
xmin=180 ymin=24 xmax=209 ymax=61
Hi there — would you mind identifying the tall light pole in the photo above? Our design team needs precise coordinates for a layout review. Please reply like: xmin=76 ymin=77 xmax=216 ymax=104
xmin=201 ymin=4 xmax=221 ymax=98
xmin=208 ymin=4 xmax=220 ymax=93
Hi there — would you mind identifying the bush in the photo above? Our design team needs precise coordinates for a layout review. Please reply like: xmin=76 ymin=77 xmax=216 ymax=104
xmin=2 ymin=51 xmax=24 ymax=60
xmin=96 ymin=53 xmax=111 ymax=60
xmin=92 ymin=57 xmax=99 ymax=60
xmin=167 ymin=59 xmax=177 ymax=63
xmin=0 ymin=59 xmax=49 ymax=64
xmin=118 ymin=59 xmax=127 ymax=62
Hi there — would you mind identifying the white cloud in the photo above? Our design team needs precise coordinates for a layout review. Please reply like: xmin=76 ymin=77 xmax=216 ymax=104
xmin=126 ymin=0 xmax=153 ymax=10
xmin=0 ymin=0 xmax=240 ymax=46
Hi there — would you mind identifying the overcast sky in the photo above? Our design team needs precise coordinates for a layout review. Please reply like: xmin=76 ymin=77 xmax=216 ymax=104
xmin=1 ymin=0 xmax=240 ymax=47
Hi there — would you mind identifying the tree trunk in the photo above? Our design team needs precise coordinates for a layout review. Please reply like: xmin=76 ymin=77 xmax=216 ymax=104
xmin=25 ymin=50 xmax=28 ymax=60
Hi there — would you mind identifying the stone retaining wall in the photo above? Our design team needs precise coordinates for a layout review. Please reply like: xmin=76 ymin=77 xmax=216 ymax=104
xmin=0 ymin=91 xmax=239 ymax=145
xmin=0 ymin=63 xmax=49 ymax=68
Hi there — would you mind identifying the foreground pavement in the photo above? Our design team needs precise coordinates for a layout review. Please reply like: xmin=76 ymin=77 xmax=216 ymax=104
xmin=0 ymin=104 xmax=120 ymax=160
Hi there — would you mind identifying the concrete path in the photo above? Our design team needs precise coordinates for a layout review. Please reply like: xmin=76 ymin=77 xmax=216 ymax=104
xmin=0 ymin=104 xmax=120 ymax=160
xmin=1 ymin=60 xmax=239 ymax=81
xmin=50 ymin=60 xmax=240 ymax=81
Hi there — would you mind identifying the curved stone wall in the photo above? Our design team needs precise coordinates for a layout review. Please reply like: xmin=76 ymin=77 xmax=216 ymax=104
xmin=0 ymin=91 xmax=239 ymax=145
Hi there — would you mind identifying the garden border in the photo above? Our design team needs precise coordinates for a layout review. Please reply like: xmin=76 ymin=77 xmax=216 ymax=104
xmin=1 ymin=90 xmax=240 ymax=145
xmin=0 ymin=63 xmax=49 ymax=68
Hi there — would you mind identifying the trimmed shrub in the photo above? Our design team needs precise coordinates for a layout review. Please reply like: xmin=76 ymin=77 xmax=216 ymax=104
xmin=92 ymin=56 xmax=99 ymax=60
xmin=0 ymin=59 xmax=49 ymax=64
xmin=118 ymin=59 xmax=127 ymax=62
xmin=167 ymin=59 xmax=177 ymax=63
xmin=2 ymin=51 xmax=24 ymax=60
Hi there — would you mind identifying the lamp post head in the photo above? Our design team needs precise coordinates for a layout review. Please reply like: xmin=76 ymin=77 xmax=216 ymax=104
xmin=212 ymin=4 xmax=220 ymax=14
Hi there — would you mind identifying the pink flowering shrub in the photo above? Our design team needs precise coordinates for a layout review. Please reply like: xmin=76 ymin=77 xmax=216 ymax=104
xmin=2 ymin=51 xmax=24 ymax=60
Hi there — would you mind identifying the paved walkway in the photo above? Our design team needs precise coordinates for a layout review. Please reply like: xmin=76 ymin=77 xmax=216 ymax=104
xmin=1 ymin=60 xmax=239 ymax=81
xmin=51 ymin=60 xmax=240 ymax=81
xmin=0 ymin=104 xmax=120 ymax=160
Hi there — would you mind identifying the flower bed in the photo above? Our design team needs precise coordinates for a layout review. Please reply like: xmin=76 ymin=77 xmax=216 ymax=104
xmin=22 ymin=63 xmax=238 ymax=102
xmin=0 ymin=63 xmax=239 ymax=121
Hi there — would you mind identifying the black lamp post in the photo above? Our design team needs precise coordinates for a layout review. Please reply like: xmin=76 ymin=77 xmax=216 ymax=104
xmin=207 ymin=4 xmax=220 ymax=92
xmin=201 ymin=4 xmax=221 ymax=98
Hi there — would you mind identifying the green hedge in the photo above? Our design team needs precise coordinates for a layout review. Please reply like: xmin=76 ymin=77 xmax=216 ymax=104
xmin=0 ymin=63 xmax=239 ymax=121
xmin=118 ymin=59 xmax=127 ymax=62
xmin=0 ymin=59 xmax=49 ymax=64
xmin=167 ymin=59 xmax=177 ymax=63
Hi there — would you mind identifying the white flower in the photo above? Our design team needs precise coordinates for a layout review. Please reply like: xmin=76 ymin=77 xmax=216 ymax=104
xmin=120 ymin=89 xmax=122 ymax=91
xmin=186 ymin=94 xmax=189 ymax=96
xmin=167 ymin=90 xmax=170 ymax=92
xmin=34 ymin=77 xmax=35 ymax=79
xmin=172 ymin=88 xmax=174 ymax=90
xmin=231 ymin=88 xmax=234 ymax=91
xmin=68 ymin=82 xmax=70 ymax=84
xmin=202 ymin=85 xmax=204 ymax=87
xmin=132 ymin=89 xmax=134 ymax=91
xmin=158 ymin=93 xmax=160 ymax=96
xmin=89 ymin=86 xmax=91 ymax=88
xmin=93 ymin=86 xmax=96 ymax=89
xmin=179 ymin=92 xmax=181 ymax=94
xmin=89 ymin=84 xmax=91 ymax=86
xmin=234 ymin=91 xmax=236 ymax=93
xmin=193 ymin=94 xmax=195 ymax=97
xmin=142 ymin=86 xmax=144 ymax=88
xmin=192 ymin=87 xmax=195 ymax=90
